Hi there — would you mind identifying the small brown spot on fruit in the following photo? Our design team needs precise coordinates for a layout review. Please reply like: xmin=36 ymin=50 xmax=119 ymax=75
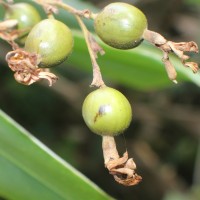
xmin=94 ymin=104 xmax=111 ymax=123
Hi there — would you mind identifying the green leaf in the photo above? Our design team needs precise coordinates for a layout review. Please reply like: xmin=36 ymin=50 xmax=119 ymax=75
xmin=184 ymin=0 xmax=200 ymax=5
xmin=0 ymin=109 xmax=113 ymax=200
xmin=65 ymin=31 xmax=200 ymax=90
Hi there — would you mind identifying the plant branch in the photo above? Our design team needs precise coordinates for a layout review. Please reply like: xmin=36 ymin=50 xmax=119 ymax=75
xmin=34 ymin=0 xmax=96 ymax=19
xmin=75 ymin=15 xmax=105 ymax=87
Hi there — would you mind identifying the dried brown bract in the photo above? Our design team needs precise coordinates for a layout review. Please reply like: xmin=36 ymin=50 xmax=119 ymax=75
xmin=0 ymin=19 xmax=18 ymax=31
xmin=102 ymin=136 xmax=142 ymax=186
xmin=143 ymin=30 xmax=199 ymax=83
xmin=88 ymin=33 xmax=105 ymax=59
xmin=6 ymin=49 xmax=58 ymax=86
xmin=0 ymin=19 xmax=21 ymax=48
xmin=184 ymin=62 xmax=199 ymax=73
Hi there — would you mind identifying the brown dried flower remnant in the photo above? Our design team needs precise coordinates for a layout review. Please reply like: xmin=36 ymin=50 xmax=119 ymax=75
xmin=0 ymin=19 xmax=21 ymax=48
xmin=6 ymin=49 xmax=58 ymax=86
xmin=0 ymin=19 xmax=18 ymax=32
xmin=143 ymin=30 xmax=199 ymax=83
xmin=102 ymin=136 xmax=142 ymax=186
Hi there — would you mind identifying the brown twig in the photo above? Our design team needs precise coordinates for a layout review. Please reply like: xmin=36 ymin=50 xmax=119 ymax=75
xmin=75 ymin=15 xmax=105 ymax=87
xmin=34 ymin=0 xmax=96 ymax=19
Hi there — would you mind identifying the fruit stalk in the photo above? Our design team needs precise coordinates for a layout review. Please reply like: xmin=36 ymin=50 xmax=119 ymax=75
xmin=75 ymin=15 xmax=105 ymax=87
xmin=102 ymin=135 xmax=142 ymax=186
xmin=143 ymin=29 xmax=199 ymax=80
xmin=102 ymin=136 xmax=119 ymax=165
xmin=35 ymin=0 xmax=96 ymax=19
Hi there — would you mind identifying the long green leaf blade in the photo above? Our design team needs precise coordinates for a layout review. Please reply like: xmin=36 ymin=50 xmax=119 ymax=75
xmin=0 ymin=109 xmax=112 ymax=200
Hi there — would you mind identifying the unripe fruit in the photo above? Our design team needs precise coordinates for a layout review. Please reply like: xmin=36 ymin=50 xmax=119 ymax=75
xmin=82 ymin=87 xmax=132 ymax=136
xmin=4 ymin=3 xmax=41 ymax=44
xmin=25 ymin=19 xmax=73 ymax=68
xmin=94 ymin=2 xmax=147 ymax=49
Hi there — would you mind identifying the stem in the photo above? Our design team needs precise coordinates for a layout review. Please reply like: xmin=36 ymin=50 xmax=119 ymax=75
xmin=143 ymin=29 xmax=167 ymax=45
xmin=75 ymin=15 xmax=105 ymax=87
xmin=36 ymin=0 xmax=96 ymax=19
xmin=162 ymin=51 xmax=178 ymax=83
xmin=56 ymin=1 xmax=97 ymax=19
xmin=47 ymin=13 xmax=55 ymax=19
xmin=143 ymin=29 xmax=199 ymax=82
xmin=102 ymin=136 xmax=119 ymax=165
xmin=54 ymin=1 xmax=80 ymax=15
xmin=102 ymin=135 xmax=142 ymax=186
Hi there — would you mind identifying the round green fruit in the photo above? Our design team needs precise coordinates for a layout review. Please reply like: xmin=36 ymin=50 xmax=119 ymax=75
xmin=82 ymin=87 xmax=132 ymax=136
xmin=4 ymin=3 xmax=41 ymax=44
xmin=94 ymin=2 xmax=147 ymax=49
xmin=24 ymin=19 xmax=73 ymax=68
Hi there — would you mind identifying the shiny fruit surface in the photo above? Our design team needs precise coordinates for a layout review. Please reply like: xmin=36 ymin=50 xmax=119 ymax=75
xmin=94 ymin=2 xmax=147 ymax=49
xmin=82 ymin=87 xmax=132 ymax=136
xmin=25 ymin=19 xmax=73 ymax=68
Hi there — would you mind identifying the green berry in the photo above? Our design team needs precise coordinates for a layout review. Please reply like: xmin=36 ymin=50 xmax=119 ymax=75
xmin=94 ymin=2 xmax=147 ymax=49
xmin=82 ymin=87 xmax=132 ymax=136
xmin=4 ymin=3 xmax=41 ymax=45
xmin=24 ymin=19 xmax=73 ymax=68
